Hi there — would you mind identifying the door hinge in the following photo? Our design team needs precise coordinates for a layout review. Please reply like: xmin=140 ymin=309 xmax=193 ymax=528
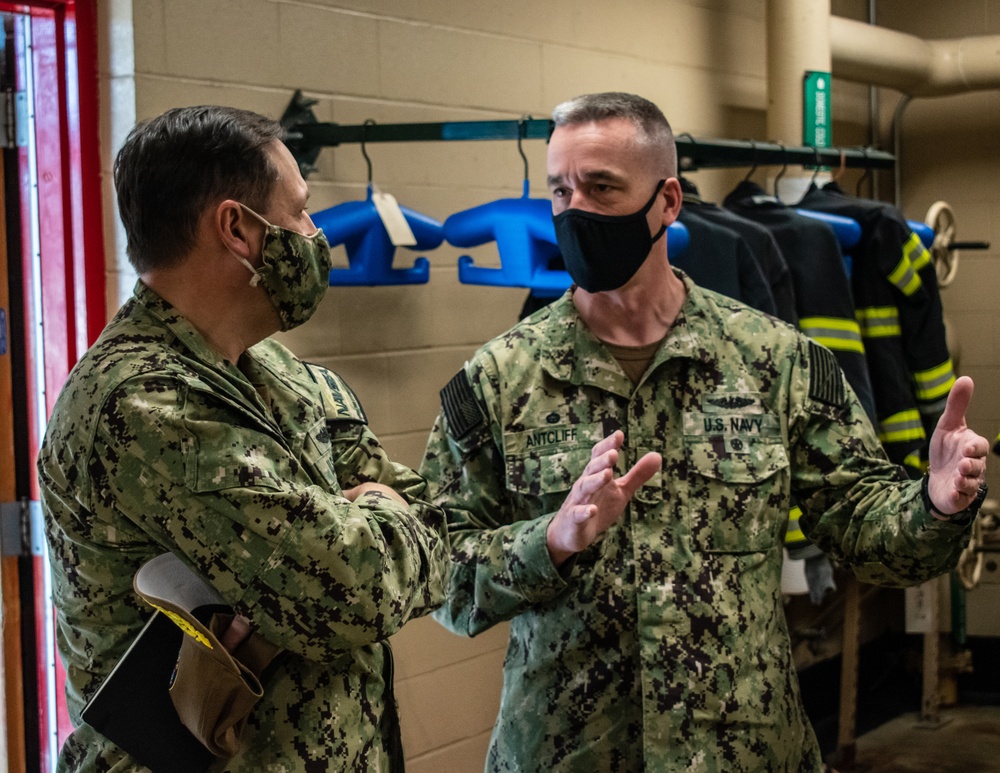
xmin=0 ymin=499 xmax=45 ymax=557
xmin=0 ymin=89 xmax=28 ymax=149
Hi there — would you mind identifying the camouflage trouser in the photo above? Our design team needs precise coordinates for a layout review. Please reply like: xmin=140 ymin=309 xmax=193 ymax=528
xmin=57 ymin=727 xmax=150 ymax=773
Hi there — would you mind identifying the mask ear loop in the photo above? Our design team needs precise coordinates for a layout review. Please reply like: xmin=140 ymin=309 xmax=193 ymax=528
xmin=232 ymin=202 xmax=265 ymax=287
xmin=361 ymin=118 xmax=376 ymax=187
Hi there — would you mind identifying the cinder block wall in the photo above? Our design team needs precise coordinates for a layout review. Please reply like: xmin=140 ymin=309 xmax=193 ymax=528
xmin=92 ymin=0 xmax=999 ymax=769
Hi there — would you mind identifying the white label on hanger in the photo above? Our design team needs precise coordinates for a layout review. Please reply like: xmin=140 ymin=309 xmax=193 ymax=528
xmin=371 ymin=186 xmax=417 ymax=246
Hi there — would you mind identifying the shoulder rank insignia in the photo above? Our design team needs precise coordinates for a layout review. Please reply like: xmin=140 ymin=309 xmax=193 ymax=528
xmin=808 ymin=340 xmax=846 ymax=408
xmin=440 ymin=369 xmax=484 ymax=439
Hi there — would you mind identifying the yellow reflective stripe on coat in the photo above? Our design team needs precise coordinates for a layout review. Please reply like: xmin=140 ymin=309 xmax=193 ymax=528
xmin=784 ymin=506 xmax=806 ymax=546
xmin=913 ymin=359 xmax=956 ymax=402
xmin=888 ymin=232 xmax=925 ymax=296
xmin=907 ymin=231 xmax=932 ymax=273
xmin=903 ymin=452 xmax=928 ymax=474
xmin=855 ymin=306 xmax=901 ymax=338
xmin=799 ymin=317 xmax=866 ymax=354
xmin=878 ymin=409 xmax=926 ymax=444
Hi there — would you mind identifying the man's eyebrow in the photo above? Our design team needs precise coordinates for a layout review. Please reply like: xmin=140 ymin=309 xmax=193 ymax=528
xmin=547 ymin=169 xmax=628 ymax=187
xmin=581 ymin=169 xmax=627 ymax=184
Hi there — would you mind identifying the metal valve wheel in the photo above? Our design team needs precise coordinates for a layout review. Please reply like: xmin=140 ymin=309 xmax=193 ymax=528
xmin=924 ymin=200 xmax=958 ymax=288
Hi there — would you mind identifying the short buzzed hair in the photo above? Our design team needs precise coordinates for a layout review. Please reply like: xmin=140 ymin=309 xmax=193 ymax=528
xmin=552 ymin=92 xmax=677 ymax=177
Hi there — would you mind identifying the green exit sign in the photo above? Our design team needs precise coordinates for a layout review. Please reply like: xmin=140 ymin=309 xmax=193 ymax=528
xmin=803 ymin=70 xmax=831 ymax=149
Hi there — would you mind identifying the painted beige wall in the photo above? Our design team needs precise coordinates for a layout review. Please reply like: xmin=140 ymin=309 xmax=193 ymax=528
xmin=874 ymin=0 xmax=1000 ymax=498
xmin=92 ymin=1 xmax=998 ymax=769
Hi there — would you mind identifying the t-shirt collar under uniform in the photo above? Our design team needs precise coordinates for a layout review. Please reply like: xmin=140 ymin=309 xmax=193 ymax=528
xmin=537 ymin=269 xmax=718 ymax=398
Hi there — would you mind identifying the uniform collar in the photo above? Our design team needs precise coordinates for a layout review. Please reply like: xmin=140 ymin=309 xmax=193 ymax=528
xmin=131 ymin=281 xmax=324 ymax=455
xmin=132 ymin=280 xmax=236 ymax=373
xmin=538 ymin=271 xmax=715 ymax=396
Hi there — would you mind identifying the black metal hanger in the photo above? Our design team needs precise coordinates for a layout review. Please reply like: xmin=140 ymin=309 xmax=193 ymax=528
xmin=361 ymin=118 xmax=376 ymax=184
xmin=772 ymin=141 xmax=787 ymax=201
xmin=740 ymin=139 xmax=759 ymax=183
xmin=855 ymin=146 xmax=872 ymax=197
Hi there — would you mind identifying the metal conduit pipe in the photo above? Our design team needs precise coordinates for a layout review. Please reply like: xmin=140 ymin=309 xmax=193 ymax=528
xmin=765 ymin=0 xmax=831 ymax=198
xmin=892 ymin=94 xmax=912 ymax=208
xmin=766 ymin=0 xmax=832 ymax=142
xmin=831 ymin=16 xmax=1000 ymax=96
xmin=865 ymin=0 xmax=880 ymax=201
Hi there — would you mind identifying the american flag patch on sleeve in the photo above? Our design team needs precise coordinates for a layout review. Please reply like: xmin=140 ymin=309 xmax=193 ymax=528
xmin=440 ymin=369 xmax=484 ymax=439
xmin=808 ymin=340 xmax=846 ymax=408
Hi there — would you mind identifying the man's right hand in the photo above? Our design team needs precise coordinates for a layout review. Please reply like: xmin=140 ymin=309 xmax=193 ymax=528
xmin=546 ymin=430 xmax=661 ymax=567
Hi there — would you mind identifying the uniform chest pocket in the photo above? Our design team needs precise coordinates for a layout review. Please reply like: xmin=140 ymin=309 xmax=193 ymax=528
xmin=684 ymin=437 xmax=789 ymax=553
xmin=185 ymin=428 xmax=287 ymax=493
xmin=505 ymin=446 xmax=592 ymax=500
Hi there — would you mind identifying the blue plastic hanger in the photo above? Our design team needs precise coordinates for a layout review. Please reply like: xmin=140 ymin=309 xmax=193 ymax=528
xmin=446 ymin=179 xmax=567 ymax=296
xmin=794 ymin=208 xmax=862 ymax=250
xmin=908 ymin=220 xmax=934 ymax=249
xmin=446 ymin=118 xmax=566 ymax=295
xmin=311 ymin=185 xmax=442 ymax=286
xmin=309 ymin=120 xmax=442 ymax=286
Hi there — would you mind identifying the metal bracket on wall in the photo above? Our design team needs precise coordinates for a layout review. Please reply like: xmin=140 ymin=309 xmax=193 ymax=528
xmin=0 ymin=499 xmax=46 ymax=557
xmin=279 ymin=89 xmax=896 ymax=180
xmin=0 ymin=89 xmax=28 ymax=148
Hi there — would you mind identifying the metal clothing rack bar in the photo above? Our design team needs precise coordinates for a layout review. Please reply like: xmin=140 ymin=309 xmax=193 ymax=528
xmin=288 ymin=117 xmax=554 ymax=146
xmin=280 ymin=90 xmax=895 ymax=177
xmin=674 ymin=138 xmax=894 ymax=172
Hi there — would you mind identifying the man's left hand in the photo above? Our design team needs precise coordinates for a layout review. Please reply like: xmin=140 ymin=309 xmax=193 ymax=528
xmin=342 ymin=481 xmax=408 ymax=507
xmin=927 ymin=375 xmax=989 ymax=516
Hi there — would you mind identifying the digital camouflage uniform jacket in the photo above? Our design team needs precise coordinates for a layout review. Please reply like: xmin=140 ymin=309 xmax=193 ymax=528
xmin=421 ymin=271 xmax=973 ymax=773
xmin=38 ymin=282 xmax=449 ymax=773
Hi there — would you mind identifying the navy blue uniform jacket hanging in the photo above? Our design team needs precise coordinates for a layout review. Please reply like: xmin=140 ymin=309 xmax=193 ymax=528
xmin=797 ymin=182 xmax=955 ymax=476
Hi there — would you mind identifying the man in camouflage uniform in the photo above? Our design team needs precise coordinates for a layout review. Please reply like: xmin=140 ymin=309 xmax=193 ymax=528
xmin=38 ymin=106 xmax=449 ymax=772
xmin=420 ymin=92 xmax=989 ymax=772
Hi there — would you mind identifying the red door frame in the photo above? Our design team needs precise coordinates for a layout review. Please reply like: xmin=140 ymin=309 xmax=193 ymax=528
xmin=0 ymin=0 xmax=104 ymax=768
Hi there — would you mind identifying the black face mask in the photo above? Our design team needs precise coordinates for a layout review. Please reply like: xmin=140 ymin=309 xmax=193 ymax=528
xmin=553 ymin=179 xmax=667 ymax=293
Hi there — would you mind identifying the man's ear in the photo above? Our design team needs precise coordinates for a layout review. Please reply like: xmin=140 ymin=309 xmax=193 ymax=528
xmin=216 ymin=199 xmax=254 ymax=260
xmin=659 ymin=177 xmax=683 ymax=226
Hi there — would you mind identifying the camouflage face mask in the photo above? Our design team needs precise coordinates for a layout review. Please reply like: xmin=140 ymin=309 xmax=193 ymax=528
xmin=235 ymin=203 xmax=333 ymax=331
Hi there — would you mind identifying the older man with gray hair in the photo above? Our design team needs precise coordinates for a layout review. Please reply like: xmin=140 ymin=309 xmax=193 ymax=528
xmin=420 ymin=91 xmax=988 ymax=772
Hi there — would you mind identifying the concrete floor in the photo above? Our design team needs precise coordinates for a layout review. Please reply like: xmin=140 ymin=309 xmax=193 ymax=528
xmin=842 ymin=705 xmax=1000 ymax=773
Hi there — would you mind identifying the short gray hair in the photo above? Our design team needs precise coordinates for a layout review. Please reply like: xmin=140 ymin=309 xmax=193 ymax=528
xmin=551 ymin=92 xmax=676 ymax=177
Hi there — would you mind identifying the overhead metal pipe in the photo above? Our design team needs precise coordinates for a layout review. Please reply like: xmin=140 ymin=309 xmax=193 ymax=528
xmin=831 ymin=16 xmax=1000 ymax=96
